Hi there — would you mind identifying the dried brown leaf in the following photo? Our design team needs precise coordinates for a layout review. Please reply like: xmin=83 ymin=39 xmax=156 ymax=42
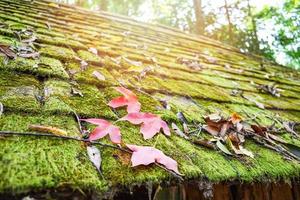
xmin=28 ymin=124 xmax=67 ymax=136
xmin=171 ymin=123 xmax=189 ymax=139
xmin=92 ymin=70 xmax=105 ymax=81
xmin=0 ymin=44 xmax=16 ymax=59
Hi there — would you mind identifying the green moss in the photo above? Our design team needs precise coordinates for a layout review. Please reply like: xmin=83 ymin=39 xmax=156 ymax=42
xmin=0 ymin=113 xmax=107 ymax=193
xmin=77 ymin=50 xmax=101 ymax=63
xmin=0 ymin=13 xmax=20 ymax=22
xmin=65 ymin=84 xmax=116 ymax=118
xmin=0 ymin=34 xmax=19 ymax=45
xmin=0 ymin=86 xmax=40 ymax=113
xmin=39 ymin=45 xmax=77 ymax=61
xmin=0 ymin=71 xmax=40 ymax=113
xmin=36 ymin=28 xmax=65 ymax=38
xmin=38 ymin=57 xmax=69 ymax=79
xmin=0 ymin=56 xmax=69 ymax=79
xmin=37 ymin=34 xmax=85 ymax=49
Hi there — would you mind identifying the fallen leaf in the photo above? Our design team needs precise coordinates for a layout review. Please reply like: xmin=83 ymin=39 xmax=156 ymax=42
xmin=108 ymin=87 xmax=141 ymax=113
xmin=80 ymin=60 xmax=88 ymax=70
xmin=92 ymin=70 xmax=106 ymax=81
xmin=176 ymin=112 xmax=188 ymax=124
xmin=121 ymin=112 xmax=170 ymax=139
xmin=203 ymin=117 xmax=232 ymax=137
xmin=238 ymin=146 xmax=254 ymax=158
xmin=251 ymin=125 xmax=267 ymax=137
xmin=87 ymin=145 xmax=103 ymax=176
xmin=206 ymin=112 xmax=222 ymax=122
xmin=88 ymin=47 xmax=98 ymax=55
xmin=0 ymin=102 xmax=3 ymax=116
xmin=171 ymin=123 xmax=189 ymax=139
xmin=192 ymin=139 xmax=215 ymax=149
xmin=216 ymin=140 xmax=232 ymax=155
xmin=256 ymin=83 xmax=281 ymax=97
xmin=82 ymin=118 xmax=121 ymax=144
xmin=122 ymin=57 xmax=143 ymax=67
xmin=28 ymin=125 xmax=67 ymax=136
xmin=283 ymin=121 xmax=299 ymax=137
xmin=126 ymin=144 xmax=179 ymax=174
xmin=48 ymin=2 xmax=59 ymax=8
xmin=226 ymin=137 xmax=253 ymax=157
xmin=230 ymin=113 xmax=242 ymax=124
xmin=18 ymin=52 xmax=40 ymax=59
xmin=242 ymin=94 xmax=265 ymax=109
xmin=21 ymin=35 xmax=37 ymax=43
xmin=0 ymin=44 xmax=16 ymax=59
xmin=71 ymin=87 xmax=83 ymax=97
xmin=45 ymin=22 xmax=51 ymax=30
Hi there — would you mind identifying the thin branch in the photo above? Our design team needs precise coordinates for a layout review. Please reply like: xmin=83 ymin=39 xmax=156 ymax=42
xmin=72 ymin=110 xmax=83 ymax=134
xmin=154 ymin=163 xmax=184 ymax=181
xmin=0 ymin=131 xmax=130 ymax=153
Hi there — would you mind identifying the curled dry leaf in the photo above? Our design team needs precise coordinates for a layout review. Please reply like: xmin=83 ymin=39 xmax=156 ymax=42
xmin=121 ymin=112 xmax=170 ymax=139
xmin=82 ymin=118 xmax=121 ymax=144
xmin=256 ymin=83 xmax=281 ymax=97
xmin=176 ymin=112 xmax=188 ymax=124
xmin=171 ymin=123 xmax=189 ymax=139
xmin=283 ymin=121 xmax=299 ymax=137
xmin=126 ymin=144 xmax=180 ymax=174
xmin=88 ymin=47 xmax=98 ymax=55
xmin=28 ymin=125 xmax=67 ymax=136
xmin=108 ymin=87 xmax=141 ymax=113
xmin=216 ymin=140 xmax=232 ymax=155
xmin=19 ymin=52 xmax=40 ymax=59
xmin=251 ymin=125 xmax=267 ymax=137
xmin=0 ymin=44 xmax=16 ymax=59
xmin=80 ymin=60 xmax=88 ymax=70
xmin=92 ymin=70 xmax=106 ymax=81
xmin=203 ymin=116 xmax=232 ymax=137
xmin=0 ymin=102 xmax=3 ymax=116
xmin=226 ymin=137 xmax=254 ymax=158
xmin=71 ymin=87 xmax=83 ymax=97
xmin=87 ymin=145 xmax=103 ymax=176
xmin=242 ymin=94 xmax=264 ymax=109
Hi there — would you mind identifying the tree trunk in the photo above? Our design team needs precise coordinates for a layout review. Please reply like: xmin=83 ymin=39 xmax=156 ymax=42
xmin=246 ymin=0 xmax=260 ymax=53
xmin=224 ymin=0 xmax=233 ymax=41
xmin=193 ymin=0 xmax=205 ymax=35
xmin=100 ymin=0 xmax=108 ymax=11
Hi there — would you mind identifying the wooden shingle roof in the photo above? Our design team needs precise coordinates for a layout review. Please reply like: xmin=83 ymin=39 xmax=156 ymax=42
xmin=0 ymin=0 xmax=300 ymax=196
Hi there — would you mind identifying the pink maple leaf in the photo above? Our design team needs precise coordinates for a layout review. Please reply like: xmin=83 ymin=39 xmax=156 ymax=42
xmin=120 ymin=112 xmax=170 ymax=139
xmin=126 ymin=144 xmax=179 ymax=174
xmin=81 ymin=118 xmax=121 ymax=144
xmin=108 ymin=87 xmax=141 ymax=113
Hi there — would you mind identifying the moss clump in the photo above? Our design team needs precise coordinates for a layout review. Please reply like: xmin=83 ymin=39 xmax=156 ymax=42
xmin=0 ymin=86 xmax=41 ymax=113
xmin=37 ymin=34 xmax=86 ymax=49
xmin=39 ymin=45 xmax=77 ymax=61
xmin=66 ymin=62 xmax=118 ymax=87
xmin=0 ymin=113 xmax=107 ymax=193
xmin=0 ymin=56 xmax=69 ymax=79
xmin=77 ymin=50 xmax=102 ymax=63
xmin=36 ymin=28 xmax=65 ymax=38
xmin=65 ymin=84 xmax=117 ymax=119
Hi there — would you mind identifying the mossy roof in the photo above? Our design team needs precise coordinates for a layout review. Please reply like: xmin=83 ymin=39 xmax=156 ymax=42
xmin=1 ymin=0 xmax=300 ymax=195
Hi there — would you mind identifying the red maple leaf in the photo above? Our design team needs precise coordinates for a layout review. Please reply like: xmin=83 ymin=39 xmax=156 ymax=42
xmin=108 ymin=87 xmax=141 ymax=113
xmin=81 ymin=118 xmax=121 ymax=144
xmin=121 ymin=112 xmax=170 ymax=139
xmin=126 ymin=144 xmax=179 ymax=174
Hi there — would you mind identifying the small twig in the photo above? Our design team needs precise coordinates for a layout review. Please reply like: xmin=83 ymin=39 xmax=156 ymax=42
xmin=72 ymin=110 xmax=83 ymax=134
xmin=242 ymin=109 xmax=261 ymax=126
xmin=154 ymin=163 xmax=183 ymax=181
